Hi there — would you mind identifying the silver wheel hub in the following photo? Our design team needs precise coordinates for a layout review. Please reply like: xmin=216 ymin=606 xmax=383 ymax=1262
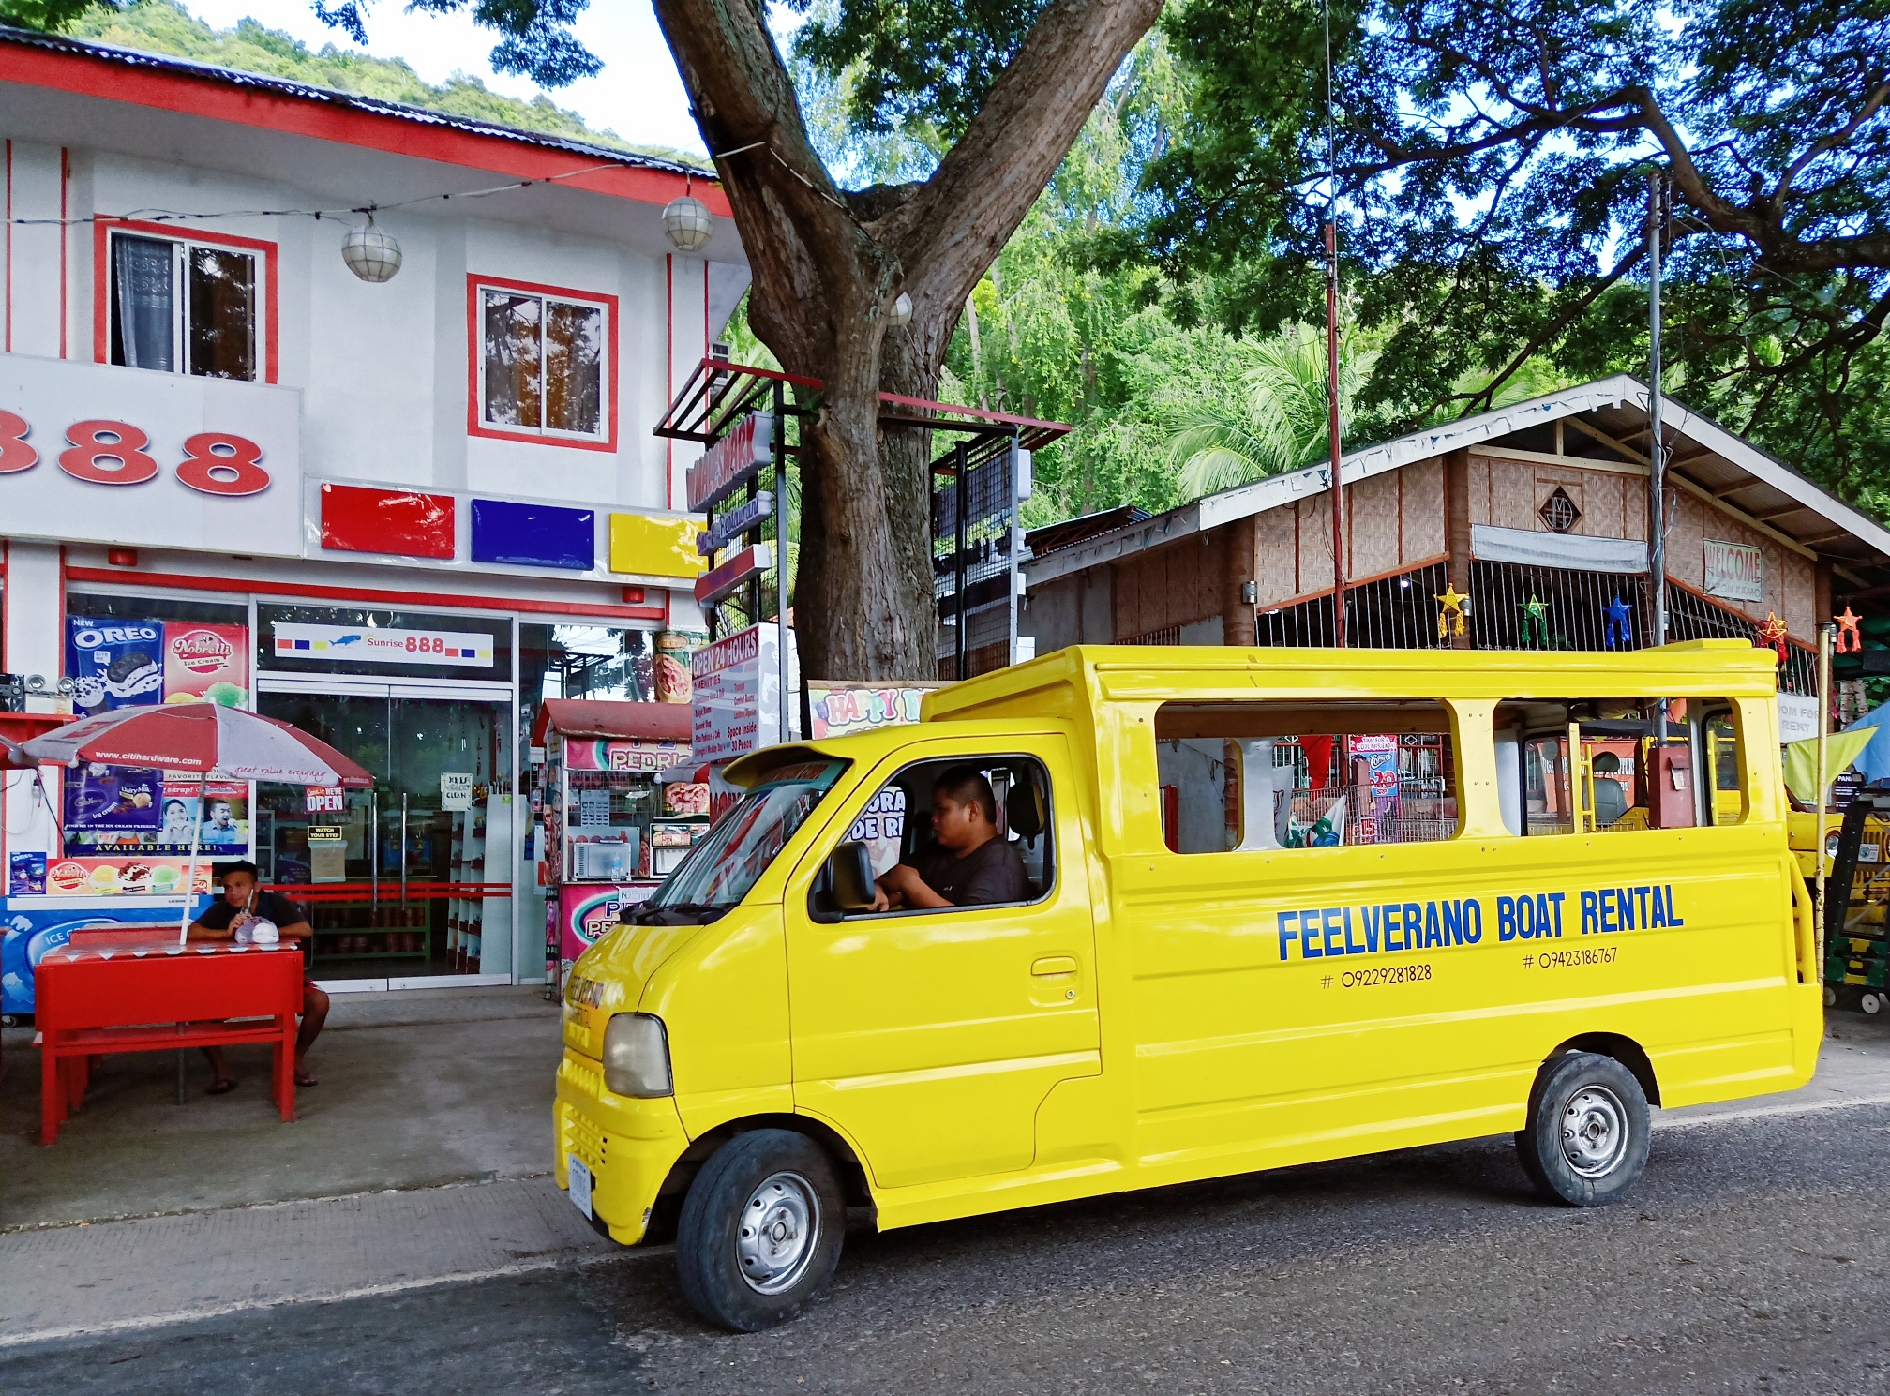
xmin=1561 ymin=1084 xmax=1628 ymax=1178
xmin=736 ymin=1171 xmax=820 ymax=1295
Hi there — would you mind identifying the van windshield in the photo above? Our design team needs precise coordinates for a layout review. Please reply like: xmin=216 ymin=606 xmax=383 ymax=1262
xmin=641 ymin=758 xmax=849 ymax=917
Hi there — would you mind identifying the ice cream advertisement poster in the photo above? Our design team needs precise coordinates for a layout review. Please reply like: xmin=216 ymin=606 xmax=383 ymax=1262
xmin=42 ymin=858 xmax=214 ymax=897
xmin=68 ymin=618 xmax=251 ymax=713
xmin=162 ymin=623 xmax=249 ymax=707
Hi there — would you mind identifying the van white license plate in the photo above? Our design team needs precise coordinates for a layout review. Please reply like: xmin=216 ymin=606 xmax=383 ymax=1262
xmin=567 ymin=1155 xmax=594 ymax=1220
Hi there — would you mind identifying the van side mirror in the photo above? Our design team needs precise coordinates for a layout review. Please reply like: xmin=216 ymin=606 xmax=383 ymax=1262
xmin=810 ymin=841 xmax=876 ymax=922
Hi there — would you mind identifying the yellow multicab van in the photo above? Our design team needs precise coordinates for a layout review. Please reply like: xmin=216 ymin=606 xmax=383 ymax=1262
xmin=556 ymin=641 xmax=1820 ymax=1330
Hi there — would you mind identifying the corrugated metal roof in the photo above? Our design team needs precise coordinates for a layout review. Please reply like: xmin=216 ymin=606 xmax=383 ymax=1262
xmin=0 ymin=22 xmax=710 ymax=180
xmin=1027 ymin=376 xmax=1890 ymax=587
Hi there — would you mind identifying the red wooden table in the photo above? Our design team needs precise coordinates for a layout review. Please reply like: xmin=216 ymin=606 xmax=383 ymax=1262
xmin=35 ymin=934 xmax=304 ymax=1145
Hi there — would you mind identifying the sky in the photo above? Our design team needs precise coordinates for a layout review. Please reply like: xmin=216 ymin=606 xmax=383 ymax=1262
xmin=182 ymin=0 xmax=708 ymax=154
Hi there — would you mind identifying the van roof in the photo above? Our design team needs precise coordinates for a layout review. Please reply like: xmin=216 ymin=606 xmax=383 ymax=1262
xmin=923 ymin=640 xmax=1783 ymax=726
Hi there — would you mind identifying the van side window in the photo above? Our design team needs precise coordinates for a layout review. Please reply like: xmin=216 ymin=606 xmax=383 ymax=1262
xmin=847 ymin=756 xmax=1053 ymax=913
xmin=1153 ymin=700 xmax=1460 ymax=852
xmin=1498 ymin=696 xmax=1746 ymax=834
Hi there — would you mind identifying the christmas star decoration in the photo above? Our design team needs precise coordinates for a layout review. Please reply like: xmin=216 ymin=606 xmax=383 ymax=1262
xmin=1604 ymin=594 xmax=1633 ymax=650
xmin=1434 ymin=583 xmax=1469 ymax=640
xmin=1521 ymin=594 xmax=1551 ymax=648
xmin=1836 ymin=606 xmax=1862 ymax=654
xmin=1756 ymin=611 xmax=1790 ymax=665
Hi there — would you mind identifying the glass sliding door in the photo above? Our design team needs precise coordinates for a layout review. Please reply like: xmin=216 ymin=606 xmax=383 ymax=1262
xmin=255 ymin=683 xmax=513 ymax=983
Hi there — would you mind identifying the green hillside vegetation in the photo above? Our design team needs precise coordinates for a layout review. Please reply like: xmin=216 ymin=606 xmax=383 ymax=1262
xmin=56 ymin=0 xmax=706 ymax=167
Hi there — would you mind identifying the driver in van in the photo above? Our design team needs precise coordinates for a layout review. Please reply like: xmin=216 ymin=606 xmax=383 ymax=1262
xmin=873 ymin=765 xmax=1027 ymax=910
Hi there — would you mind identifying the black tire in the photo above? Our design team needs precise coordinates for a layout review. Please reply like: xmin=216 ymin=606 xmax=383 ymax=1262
xmin=675 ymin=1129 xmax=845 ymax=1332
xmin=1515 ymin=1051 xmax=1650 ymax=1207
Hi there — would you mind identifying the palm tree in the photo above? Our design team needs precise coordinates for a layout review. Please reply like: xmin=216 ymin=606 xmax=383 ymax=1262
xmin=1167 ymin=327 xmax=1367 ymax=498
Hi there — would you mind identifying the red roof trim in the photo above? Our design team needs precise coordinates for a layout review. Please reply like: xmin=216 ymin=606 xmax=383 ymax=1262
xmin=0 ymin=40 xmax=732 ymax=217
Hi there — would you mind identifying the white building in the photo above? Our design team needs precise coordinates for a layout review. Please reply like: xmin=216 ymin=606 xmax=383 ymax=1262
xmin=0 ymin=26 xmax=748 ymax=996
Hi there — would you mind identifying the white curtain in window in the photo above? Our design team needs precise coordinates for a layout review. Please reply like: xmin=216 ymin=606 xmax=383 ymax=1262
xmin=113 ymin=235 xmax=174 ymax=371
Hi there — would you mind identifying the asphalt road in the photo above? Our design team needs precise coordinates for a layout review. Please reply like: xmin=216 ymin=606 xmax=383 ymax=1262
xmin=7 ymin=1103 xmax=1888 ymax=1396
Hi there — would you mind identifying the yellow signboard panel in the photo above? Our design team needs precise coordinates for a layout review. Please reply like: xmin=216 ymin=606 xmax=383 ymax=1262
xmin=607 ymin=513 xmax=703 ymax=578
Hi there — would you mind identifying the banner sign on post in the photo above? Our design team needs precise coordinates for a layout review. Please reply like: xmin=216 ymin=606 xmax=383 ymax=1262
xmin=691 ymin=623 xmax=799 ymax=761
xmin=694 ymin=545 xmax=772 ymax=608
xmin=686 ymin=413 xmax=773 ymax=512
xmin=698 ymin=492 xmax=774 ymax=555
xmin=1704 ymin=539 xmax=1764 ymax=603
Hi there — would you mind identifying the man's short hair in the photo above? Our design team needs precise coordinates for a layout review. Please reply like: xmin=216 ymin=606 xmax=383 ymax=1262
xmin=215 ymin=860 xmax=260 ymax=882
xmin=933 ymin=766 xmax=997 ymax=824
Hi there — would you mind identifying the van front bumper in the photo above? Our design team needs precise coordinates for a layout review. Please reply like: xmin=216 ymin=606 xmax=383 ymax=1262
xmin=554 ymin=1048 xmax=691 ymax=1246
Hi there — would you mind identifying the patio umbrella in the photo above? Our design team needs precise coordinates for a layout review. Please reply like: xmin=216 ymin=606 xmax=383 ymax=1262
xmin=18 ymin=705 xmax=373 ymax=942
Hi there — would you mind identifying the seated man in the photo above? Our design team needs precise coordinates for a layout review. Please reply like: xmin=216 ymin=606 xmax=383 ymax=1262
xmin=873 ymin=765 xmax=1028 ymax=911
xmin=188 ymin=861 xmax=329 ymax=1093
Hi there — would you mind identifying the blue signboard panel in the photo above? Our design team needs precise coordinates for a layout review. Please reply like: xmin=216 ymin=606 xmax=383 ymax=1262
xmin=469 ymin=499 xmax=595 ymax=570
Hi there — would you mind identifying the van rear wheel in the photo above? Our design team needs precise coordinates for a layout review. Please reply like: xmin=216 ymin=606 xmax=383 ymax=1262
xmin=1514 ymin=1052 xmax=1650 ymax=1207
xmin=675 ymin=1129 xmax=845 ymax=1332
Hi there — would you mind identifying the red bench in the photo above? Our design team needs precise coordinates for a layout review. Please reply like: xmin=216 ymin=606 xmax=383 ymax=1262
xmin=36 ymin=940 xmax=303 ymax=1145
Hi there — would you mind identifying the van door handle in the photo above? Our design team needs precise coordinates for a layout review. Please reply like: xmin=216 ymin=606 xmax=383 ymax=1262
xmin=1031 ymin=956 xmax=1077 ymax=977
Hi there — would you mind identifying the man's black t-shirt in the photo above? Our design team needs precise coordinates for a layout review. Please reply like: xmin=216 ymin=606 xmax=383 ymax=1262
xmin=910 ymin=837 xmax=1028 ymax=907
xmin=197 ymin=890 xmax=307 ymax=931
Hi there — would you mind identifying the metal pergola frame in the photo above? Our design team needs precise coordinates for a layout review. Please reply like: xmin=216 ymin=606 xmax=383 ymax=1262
xmin=654 ymin=357 xmax=1072 ymax=684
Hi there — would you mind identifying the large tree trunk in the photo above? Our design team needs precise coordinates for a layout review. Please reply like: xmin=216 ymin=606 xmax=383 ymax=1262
xmin=654 ymin=0 xmax=1161 ymax=681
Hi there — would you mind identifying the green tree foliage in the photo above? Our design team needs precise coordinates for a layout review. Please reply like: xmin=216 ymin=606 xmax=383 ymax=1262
xmin=47 ymin=0 xmax=700 ymax=165
xmin=1137 ymin=0 xmax=1890 ymax=506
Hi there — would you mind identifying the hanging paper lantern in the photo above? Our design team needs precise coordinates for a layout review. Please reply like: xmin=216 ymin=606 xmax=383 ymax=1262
xmin=341 ymin=219 xmax=402 ymax=283
xmin=1756 ymin=611 xmax=1790 ymax=665
xmin=663 ymin=195 xmax=713 ymax=251
xmin=1520 ymin=594 xmax=1551 ymax=648
xmin=1604 ymin=594 xmax=1633 ymax=650
xmin=1434 ymin=583 xmax=1468 ymax=640
xmin=1836 ymin=606 xmax=1863 ymax=654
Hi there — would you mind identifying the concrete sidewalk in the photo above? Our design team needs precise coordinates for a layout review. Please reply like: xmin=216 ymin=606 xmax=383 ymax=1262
xmin=1 ymin=984 xmax=564 ymax=1227
xmin=1 ymin=1001 xmax=1885 ymax=1348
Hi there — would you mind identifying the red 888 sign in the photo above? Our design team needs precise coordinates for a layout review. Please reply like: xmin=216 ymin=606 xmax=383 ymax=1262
xmin=0 ymin=412 xmax=269 ymax=496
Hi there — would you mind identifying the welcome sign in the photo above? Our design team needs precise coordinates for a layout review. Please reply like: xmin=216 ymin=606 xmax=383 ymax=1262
xmin=1703 ymin=539 xmax=1763 ymax=603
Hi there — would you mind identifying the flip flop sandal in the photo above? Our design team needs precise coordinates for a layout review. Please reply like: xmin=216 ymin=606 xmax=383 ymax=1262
xmin=206 ymin=1079 xmax=238 ymax=1096
xmin=294 ymin=1073 xmax=318 ymax=1088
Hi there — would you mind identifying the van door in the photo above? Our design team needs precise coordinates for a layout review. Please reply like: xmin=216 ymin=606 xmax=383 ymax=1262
xmin=783 ymin=737 xmax=1098 ymax=1191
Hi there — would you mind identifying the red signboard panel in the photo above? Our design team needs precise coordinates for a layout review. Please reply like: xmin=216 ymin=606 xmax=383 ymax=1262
xmin=321 ymin=483 xmax=456 ymax=559
xmin=694 ymin=544 xmax=771 ymax=607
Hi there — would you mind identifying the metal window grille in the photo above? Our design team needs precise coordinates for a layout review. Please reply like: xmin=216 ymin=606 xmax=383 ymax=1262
xmin=1664 ymin=583 xmax=1817 ymax=696
xmin=934 ymin=439 xmax=1021 ymax=678
xmin=1255 ymin=563 xmax=1453 ymax=649
xmin=1468 ymin=561 xmax=1650 ymax=653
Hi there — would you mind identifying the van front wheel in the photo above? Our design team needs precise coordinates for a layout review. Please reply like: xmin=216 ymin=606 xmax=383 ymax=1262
xmin=1514 ymin=1052 xmax=1650 ymax=1207
xmin=675 ymin=1129 xmax=845 ymax=1331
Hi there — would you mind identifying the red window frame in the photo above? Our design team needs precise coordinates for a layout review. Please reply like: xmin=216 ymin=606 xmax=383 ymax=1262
xmin=466 ymin=273 xmax=619 ymax=454
xmin=92 ymin=218 xmax=279 ymax=384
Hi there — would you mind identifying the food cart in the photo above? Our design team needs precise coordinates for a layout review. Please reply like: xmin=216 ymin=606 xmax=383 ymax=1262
xmin=531 ymin=700 xmax=705 ymax=995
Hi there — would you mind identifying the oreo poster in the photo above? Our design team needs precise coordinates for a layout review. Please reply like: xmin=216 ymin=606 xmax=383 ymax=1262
xmin=67 ymin=618 xmax=164 ymax=714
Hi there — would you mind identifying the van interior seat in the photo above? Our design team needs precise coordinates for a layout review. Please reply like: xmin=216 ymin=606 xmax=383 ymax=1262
xmin=1005 ymin=775 xmax=1048 ymax=899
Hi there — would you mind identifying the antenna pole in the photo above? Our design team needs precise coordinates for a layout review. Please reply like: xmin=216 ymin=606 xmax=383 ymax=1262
xmin=1327 ymin=221 xmax=1346 ymax=647
xmin=1647 ymin=170 xmax=1668 ymax=648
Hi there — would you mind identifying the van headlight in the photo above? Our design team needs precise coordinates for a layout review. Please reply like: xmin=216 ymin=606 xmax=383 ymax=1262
xmin=602 ymin=1013 xmax=673 ymax=1098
